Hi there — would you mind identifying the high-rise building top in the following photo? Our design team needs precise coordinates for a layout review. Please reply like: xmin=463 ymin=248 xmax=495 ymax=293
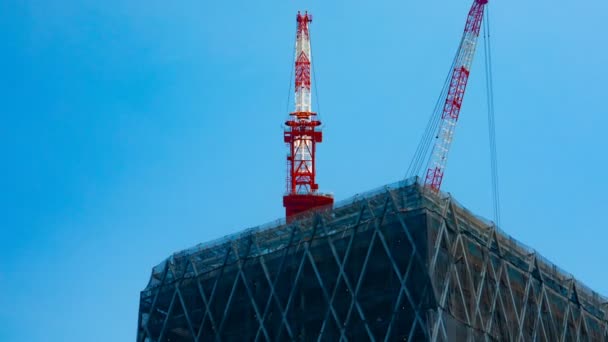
xmin=137 ymin=178 xmax=608 ymax=341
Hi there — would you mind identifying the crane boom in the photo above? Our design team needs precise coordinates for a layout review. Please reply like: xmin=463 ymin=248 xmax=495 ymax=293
xmin=424 ymin=0 xmax=487 ymax=191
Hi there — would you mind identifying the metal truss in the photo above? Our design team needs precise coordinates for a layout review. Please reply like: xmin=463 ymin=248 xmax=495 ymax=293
xmin=137 ymin=180 xmax=608 ymax=341
xmin=427 ymin=195 xmax=608 ymax=341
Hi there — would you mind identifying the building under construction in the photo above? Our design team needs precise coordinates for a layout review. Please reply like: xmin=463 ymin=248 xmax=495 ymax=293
xmin=137 ymin=179 xmax=608 ymax=341
xmin=138 ymin=1 xmax=607 ymax=340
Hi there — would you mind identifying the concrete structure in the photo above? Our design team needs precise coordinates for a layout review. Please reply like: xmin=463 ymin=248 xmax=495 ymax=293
xmin=137 ymin=178 xmax=608 ymax=341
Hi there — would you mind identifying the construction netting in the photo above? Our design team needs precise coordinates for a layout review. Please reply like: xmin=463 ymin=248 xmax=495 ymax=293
xmin=138 ymin=177 xmax=608 ymax=341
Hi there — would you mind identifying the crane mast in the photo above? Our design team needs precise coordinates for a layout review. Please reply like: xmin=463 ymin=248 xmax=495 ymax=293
xmin=424 ymin=0 xmax=488 ymax=191
xmin=283 ymin=11 xmax=333 ymax=221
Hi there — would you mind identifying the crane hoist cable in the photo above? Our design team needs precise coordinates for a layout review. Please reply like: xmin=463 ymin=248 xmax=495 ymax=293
xmin=405 ymin=54 xmax=458 ymax=179
xmin=482 ymin=6 xmax=502 ymax=226
xmin=285 ymin=48 xmax=296 ymax=115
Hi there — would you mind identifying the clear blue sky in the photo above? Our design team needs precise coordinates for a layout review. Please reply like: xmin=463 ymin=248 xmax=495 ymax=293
xmin=1 ymin=0 xmax=607 ymax=340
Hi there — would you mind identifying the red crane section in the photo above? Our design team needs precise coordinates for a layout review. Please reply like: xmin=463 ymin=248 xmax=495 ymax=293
xmin=425 ymin=0 xmax=488 ymax=191
xmin=283 ymin=12 xmax=333 ymax=221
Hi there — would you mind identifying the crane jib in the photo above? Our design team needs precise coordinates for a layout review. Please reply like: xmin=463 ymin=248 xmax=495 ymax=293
xmin=424 ymin=0 xmax=487 ymax=192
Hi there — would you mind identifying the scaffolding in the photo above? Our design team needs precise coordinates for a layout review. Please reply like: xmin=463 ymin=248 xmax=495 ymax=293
xmin=137 ymin=178 xmax=608 ymax=341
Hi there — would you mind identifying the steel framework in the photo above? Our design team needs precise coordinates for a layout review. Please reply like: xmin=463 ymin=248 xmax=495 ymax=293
xmin=283 ymin=11 xmax=333 ymax=220
xmin=138 ymin=178 xmax=608 ymax=341
xmin=425 ymin=0 xmax=487 ymax=192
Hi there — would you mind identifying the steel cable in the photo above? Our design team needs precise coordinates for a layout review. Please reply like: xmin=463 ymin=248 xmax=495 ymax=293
xmin=483 ymin=6 xmax=502 ymax=226
xmin=405 ymin=42 xmax=463 ymax=180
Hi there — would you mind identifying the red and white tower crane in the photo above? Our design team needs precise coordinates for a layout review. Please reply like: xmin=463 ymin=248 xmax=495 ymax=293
xmin=283 ymin=11 xmax=333 ymax=221
xmin=424 ymin=0 xmax=488 ymax=191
